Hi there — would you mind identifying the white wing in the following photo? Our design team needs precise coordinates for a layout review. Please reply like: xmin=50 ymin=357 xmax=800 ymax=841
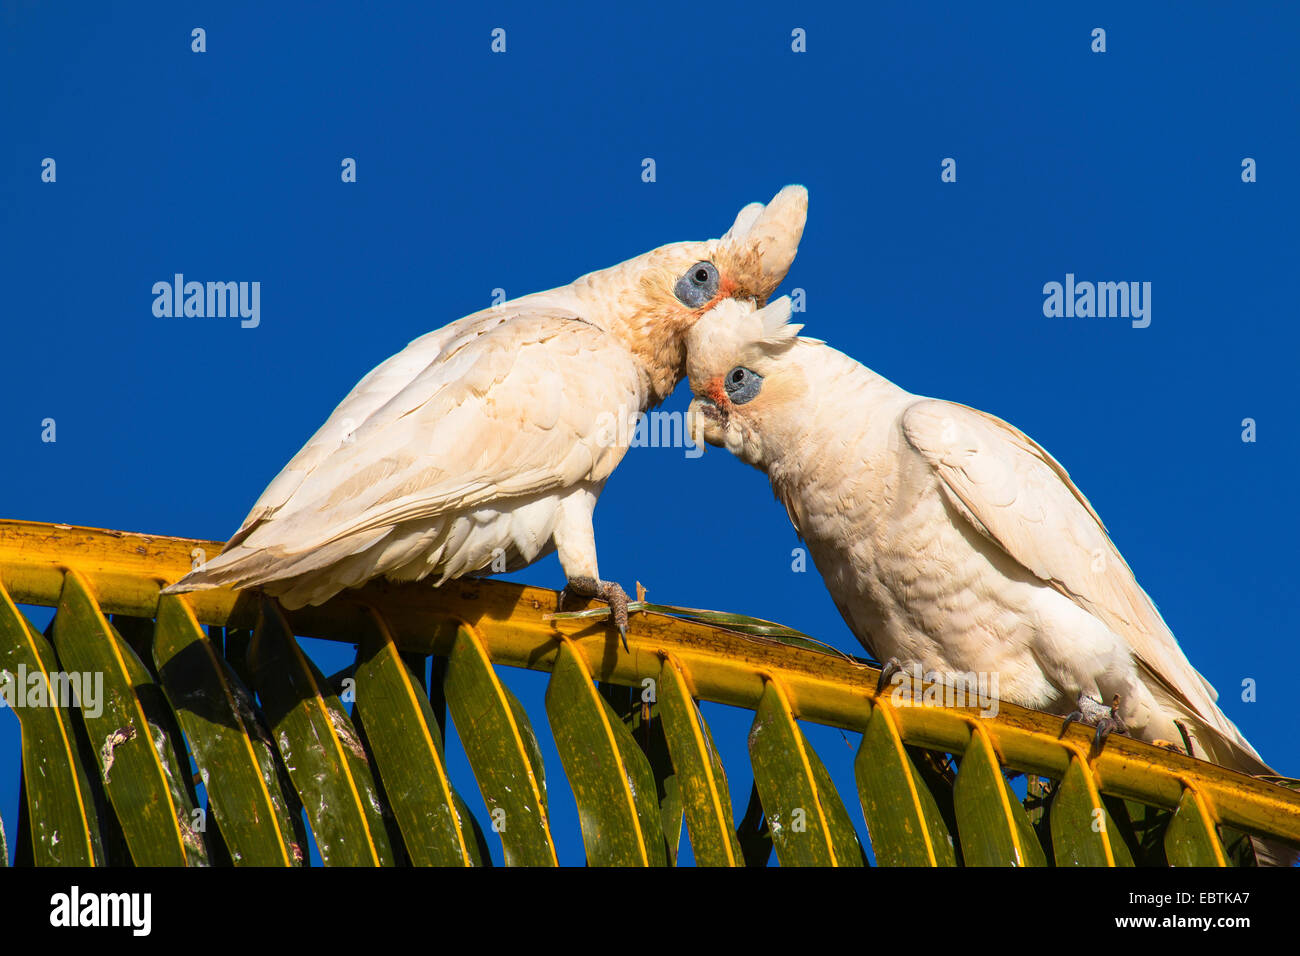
xmin=175 ymin=303 xmax=643 ymax=588
xmin=900 ymin=399 xmax=1262 ymax=766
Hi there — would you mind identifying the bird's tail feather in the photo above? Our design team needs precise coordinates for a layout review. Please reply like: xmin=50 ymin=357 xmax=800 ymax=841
xmin=1146 ymin=687 xmax=1297 ymax=866
xmin=1144 ymin=681 xmax=1271 ymax=775
xmin=161 ymin=530 xmax=389 ymax=600
xmin=160 ymin=545 xmax=264 ymax=593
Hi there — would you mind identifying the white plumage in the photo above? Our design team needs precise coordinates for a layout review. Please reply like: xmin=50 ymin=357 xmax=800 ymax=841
xmin=686 ymin=297 xmax=1273 ymax=780
xmin=165 ymin=187 xmax=808 ymax=614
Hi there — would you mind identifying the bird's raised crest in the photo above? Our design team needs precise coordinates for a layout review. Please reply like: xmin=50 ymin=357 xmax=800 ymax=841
xmin=722 ymin=202 xmax=765 ymax=243
xmin=755 ymin=296 xmax=802 ymax=348
xmin=720 ymin=185 xmax=809 ymax=296
xmin=736 ymin=295 xmax=819 ymax=354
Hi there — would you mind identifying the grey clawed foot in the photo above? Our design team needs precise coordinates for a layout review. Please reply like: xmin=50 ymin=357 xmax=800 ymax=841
xmin=561 ymin=576 xmax=630 ymax=653
xmin=875 ymin=658 xmax=903 ymax=696
xmin=597 ymin=580 xmax=630 ymax=653
xmin=1092 ymin=711 xmax=1124 ymax=748
xmin=1060 ymin=693 xmax=1128 ymax=751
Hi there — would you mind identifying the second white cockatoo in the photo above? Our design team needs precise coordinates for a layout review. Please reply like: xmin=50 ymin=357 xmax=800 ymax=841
xmin=684 ymin=297 xmax=1276 ymax=784
xmin=164 ymin=186 xmax=808 ymax=642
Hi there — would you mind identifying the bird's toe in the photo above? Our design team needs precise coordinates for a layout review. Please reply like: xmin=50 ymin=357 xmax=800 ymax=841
xmin=874 ymin=658 xmax=904 ymax=697
xmin=1060 ymin=692 xmax=1129 ymax=753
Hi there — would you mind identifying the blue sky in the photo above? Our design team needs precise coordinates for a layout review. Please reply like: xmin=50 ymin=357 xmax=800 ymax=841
xmin=2 ymin=2 xmax=1296 ymax=865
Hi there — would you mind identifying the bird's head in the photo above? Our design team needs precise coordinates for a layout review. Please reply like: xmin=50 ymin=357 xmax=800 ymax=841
xmin=568 ymin=185 xmax=808 ymax=401
xmin=643 ymin=182 xmax=808 ymax=308
xmin=685 ymin=295 xmax=809 ymax=468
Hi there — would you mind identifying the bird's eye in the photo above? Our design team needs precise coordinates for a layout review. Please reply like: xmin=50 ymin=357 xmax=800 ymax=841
xmin=724 ymin=366 xmax=763 ymax=404
xmin=674 ymin=261 xmax=719 ymax=307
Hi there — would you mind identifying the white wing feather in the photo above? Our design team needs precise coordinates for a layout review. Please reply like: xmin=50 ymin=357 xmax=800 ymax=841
xmin=175 ymin=303 xmax=643 ymax=591
xmin=901 ymin=399 xmax=1262 ymax=765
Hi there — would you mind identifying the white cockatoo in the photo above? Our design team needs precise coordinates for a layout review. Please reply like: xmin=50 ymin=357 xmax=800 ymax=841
xmin=165 ymin=186 xmax=808 ymax=640
xmin=685 ymin=297 xmax=1278 ymax=787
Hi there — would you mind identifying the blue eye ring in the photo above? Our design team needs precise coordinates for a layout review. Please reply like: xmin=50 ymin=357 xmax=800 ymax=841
xmin=674 ymin=261 xmax=719 ymax=308
xmin=724 ymin=366 xmax=763 ymax=404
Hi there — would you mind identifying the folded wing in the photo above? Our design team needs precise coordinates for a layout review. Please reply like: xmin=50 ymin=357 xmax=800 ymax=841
xmin=169 ymin=304 xmax=643 ymax=592
xmin=901 ymin=399 xmax=1266 ymax=771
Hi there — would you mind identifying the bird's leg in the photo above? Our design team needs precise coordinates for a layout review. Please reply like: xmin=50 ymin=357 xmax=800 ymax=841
xmin=552 ymin=489 xmax=630 ymax=652
xmin=1060 ymin=693 xmax=1128 ymax=749
xmin=875 ymin=657 xmax=904 ymax=696
xmin=560 ymin=576 xmax=630 ymax=652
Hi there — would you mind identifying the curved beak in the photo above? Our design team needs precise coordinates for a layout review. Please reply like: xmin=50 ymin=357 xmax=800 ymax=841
xmin=687 ymin=397 xmax=726 ymax=450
